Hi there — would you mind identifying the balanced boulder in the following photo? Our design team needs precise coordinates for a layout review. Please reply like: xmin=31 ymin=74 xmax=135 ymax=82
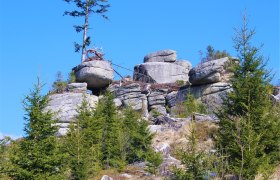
xmin=73 ymin=60 xmax=114 ymax=89
xmin=189 ymin=57 xmax=234 ymax=85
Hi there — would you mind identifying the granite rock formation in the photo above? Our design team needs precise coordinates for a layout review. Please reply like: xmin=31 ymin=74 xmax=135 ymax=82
xmin=134 ymin=50 xmax=192 ymax=84
xmin=73 ymin=60 xmax=114 ymax=90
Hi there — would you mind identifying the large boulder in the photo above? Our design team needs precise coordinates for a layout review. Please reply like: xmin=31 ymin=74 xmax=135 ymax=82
xmin=45 ymin=90 xmax=98 ymax=136
xmin=189 ymin=57 xmax=234 ymax=85
xmin=73 ymin=60 xmax=114 ymax=90
xmin=144 ymin=49 xmax=176 ymax=63
xmin=134 ymin=61 xmax=191 ymax=84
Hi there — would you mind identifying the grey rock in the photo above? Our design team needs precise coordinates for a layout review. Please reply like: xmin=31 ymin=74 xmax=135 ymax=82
xmin=156 ymin=143 xmax=171 ymax=155
xmin=148 ymin=90 xmax=167 ymax=106
xmin=113 ymin=98 xmax=122 ymax=107
xmin=144 ymin=49 xmax=176 ymax=63
xmin=166 ymin=83 xmax=232 ymax=112
xmin=73 ymin=60 xmax=114 ymax=89
xmin=55 ymin=127 xmax=69 ymax=136
xmin=174 ymin=60 xmax=192 ymax=69
xmin=120 ymin=173 xmax=133 ymax=179
xmin=45 ymin=93 xmax=98 ymax=123
xmin=134 ymin=61 xmax=191 ymax=84
xmin=67 ymin=83 xmax=87 ymax=92
xmin=123 ymin=94 xmax=147 ymax=111
xmin=150 ymin=105 xmax=167 ymax=115
xmin=148 ymin=125 xmax=163 ymax=133
xmin=101 ymin=175 xmax=113 ymax=180
xmin=189 ymin=57 xmax=231 ymax=85
xmin=110 ymin=83 xmax=149 ymax=115
xmin=193 ymin=113 xmax=216 ymax=122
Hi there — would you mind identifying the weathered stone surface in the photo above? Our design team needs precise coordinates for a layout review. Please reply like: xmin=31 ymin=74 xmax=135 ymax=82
xmin=123 ymin=94 xmax=147 ymax=111
xmin=55 ymin=128 xmax=69 ymax=136
xmin=134 ymin=61 xmax=191 ymax=84
xmin=148 ymin=90 xmax=167 ymax=106
xmin=46 ymin=93 xmax=98 ymax=123
xmin=150 ymin=105 xmax=167 ymax=116
xmin=109 ymin=83 xmax=149 ymax=115
xmin=166 ymin=82 xmax=232 ymax=111
xmin=67 ymin=83 xmax=87 ymax=93
xmin=144 ymin=50 xmax=176 ymax=63
xmin=113 ymin=98 xmax=122 ymax=107
xmin=73 ymin=60 xmax=114 ymax=89
xmin=189 ymin=57 xmax=232 ymax=85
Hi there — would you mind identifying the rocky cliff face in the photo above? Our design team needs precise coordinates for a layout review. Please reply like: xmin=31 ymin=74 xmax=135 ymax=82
xmin=47 ymin=49 xmax=234 ymax=134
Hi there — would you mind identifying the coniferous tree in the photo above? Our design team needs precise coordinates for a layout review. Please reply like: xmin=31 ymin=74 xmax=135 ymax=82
xmin=92 ymin=92 xmax=123 ymax=168
xmin=63 ymin=0 xmax=110 ymax=63
xmin=120 ymin=107 xmax=153 ymax=163
xmin=5 ymin=81 xmax=66 ymax=179
xmin=63 ymin=95 xmax=100 ymax=179
xmin=216 ymin=13 xmax=280 ymax=178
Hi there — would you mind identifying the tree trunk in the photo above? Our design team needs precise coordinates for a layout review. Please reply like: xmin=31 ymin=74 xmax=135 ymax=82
xmin=81 ymin=0 xmax=89 ymax=63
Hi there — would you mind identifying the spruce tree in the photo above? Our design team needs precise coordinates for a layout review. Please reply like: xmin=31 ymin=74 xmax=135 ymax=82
xmin=6 ymin=81 xmax=66 ymax=179
xmin=120 ymin=107 xmax=153 ymax=163
xmin=216 ymin=13 xmax=280 ymax=178
xmin=63 ymin=96 xmax=97 ymax=180
xmin=92 ymin=92 xmax=123 ymax=168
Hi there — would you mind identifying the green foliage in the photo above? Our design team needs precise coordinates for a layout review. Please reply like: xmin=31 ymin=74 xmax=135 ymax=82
xmin=150 ymin=109 xmax=161 ymax=118
xmin=202 ymin=45 xmax=230 ymax=62
xmin=62 ymin=96 xmax=99 ymax=179
xmin=216 ymin=14 xmax=280 ymax=179
xmin=175 ymin=80 xmax=185 ymax=86
xmin=145 ymin=150 xmax=163 ymax=175
xmin=176 ymin=92 xmax=207 ymax=118
xmin=63 ymin=91 xmax=154 ymax=178
xmin=52 ymin=71 xmax=67 ymax=93
xmin=68 ymin=70 xmax=76 ymax=83
xmin=172 ymin=120 xmax=213 ymax=180
xmin=0 ymin=136 xmax=11 ymax=179
xmin=4 ymin=82 xmax=67 ymax=179
xmin=120 ymin=106 xmax=153 ymax=163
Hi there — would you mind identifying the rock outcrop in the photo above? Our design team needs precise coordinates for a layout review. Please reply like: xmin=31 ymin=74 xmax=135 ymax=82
xmin=45 ymin=83 xmax=98 ymax=136
xmin=73 ymin=60 xmax=114 ymax=90
xmin=166 ymin=82 xmax=232 ymax=112
xmin=144 ymin=49 xmax=176 ymax=63
xmin=109 ymin=83 xmax=149 ymax=117
xmin=134 ymin=50 xmax=192 ymax=84
xmin=189 ymin=57 xmax=235 ymax=85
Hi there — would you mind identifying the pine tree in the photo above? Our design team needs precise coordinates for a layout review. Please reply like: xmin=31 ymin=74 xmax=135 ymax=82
xmin=216 ymin=13 xmax=280 ymax=178
xmin=5 ymin=81 xmax=66 ymax=179
xmin=63 ymin=0 xmax=110 ymax=62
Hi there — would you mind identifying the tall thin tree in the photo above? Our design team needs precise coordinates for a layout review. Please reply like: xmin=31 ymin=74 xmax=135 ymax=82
xmin=63 ymin=0 xmax=110 ymax=63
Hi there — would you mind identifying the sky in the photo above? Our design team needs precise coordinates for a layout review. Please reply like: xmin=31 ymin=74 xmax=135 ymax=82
xmin=0 ymin=0 xmax=279 ymax=138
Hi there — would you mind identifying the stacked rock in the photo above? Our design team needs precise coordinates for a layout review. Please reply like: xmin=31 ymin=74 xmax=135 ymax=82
xmin=133 ymin=50 xmax=192 ymax=84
